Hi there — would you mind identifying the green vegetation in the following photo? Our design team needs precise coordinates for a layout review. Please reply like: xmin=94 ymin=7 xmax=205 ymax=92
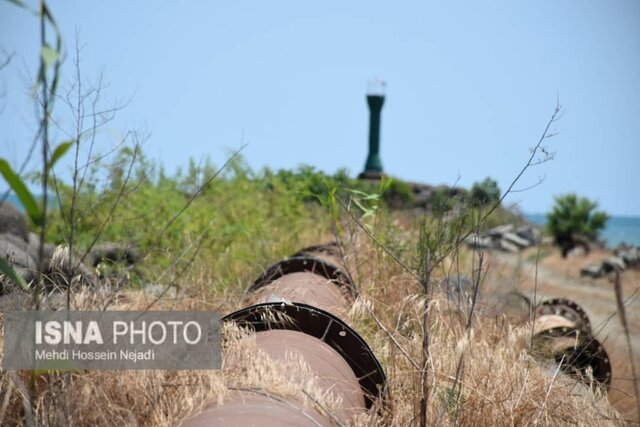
xmin=44 ymin=150 xmax=373 ymax=291
xmin=546 ymin=193 xmax=609 ymax=257
xmin=430 ymin=187 xmax=456 ymax=215
xmin=3 ymin=3 xmax=617 ymax=422
xmin=384 ymin=178 xmax=415 ymax=209
xmin=469 ymin=177 xmax=501 ymax=208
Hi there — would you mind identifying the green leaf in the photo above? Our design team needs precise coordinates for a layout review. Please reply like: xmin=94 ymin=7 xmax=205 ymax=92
xmin=48 ymin=140 xmax=74 ymax=170
xmin=0 ymin=256 xmax=30 ymax=291
xmin=0 ymin=159 xmax=43 ymax=226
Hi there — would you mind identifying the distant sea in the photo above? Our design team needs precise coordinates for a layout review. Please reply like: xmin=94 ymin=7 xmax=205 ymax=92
xmin=526 ymin=213 xmax=640 ymax=248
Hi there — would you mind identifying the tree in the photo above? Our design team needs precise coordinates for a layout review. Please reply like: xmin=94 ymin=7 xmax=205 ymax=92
xmin=469 ymin=177 xmax=501 ymax=207
xmin=546 ymin=193 xmax=609 ymax=257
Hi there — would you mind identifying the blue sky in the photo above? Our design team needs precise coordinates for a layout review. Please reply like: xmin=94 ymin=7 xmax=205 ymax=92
xmin=1 ymin=1 xmax=639 ymax=215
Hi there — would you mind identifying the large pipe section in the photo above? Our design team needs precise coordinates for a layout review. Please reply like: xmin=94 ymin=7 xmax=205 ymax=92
xmin=182 ymin=242 xmax=385 ymax=426
xmin=532 ymin=298 xmax=611 ymax=388
xmin=437 ymin=279 xmax=612 ymax=390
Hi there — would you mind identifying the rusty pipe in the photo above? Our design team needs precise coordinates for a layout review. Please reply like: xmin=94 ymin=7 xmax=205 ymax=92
xmin=182 ymin=391 xmax=335 ymax=427
xmin=532 ymin=298 xmax=611 ymax=388
xmin=181 ymin=243 xmax=385 ymax=426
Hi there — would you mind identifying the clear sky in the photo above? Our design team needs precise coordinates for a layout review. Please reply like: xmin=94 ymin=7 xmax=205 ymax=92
xmin=1 ymin=1 xmax=639 ymax=216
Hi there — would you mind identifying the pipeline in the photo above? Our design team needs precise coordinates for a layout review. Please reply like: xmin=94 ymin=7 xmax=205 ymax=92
xmin=181 ymin=243 xmax=611 ymax=426
xmin=531 ymin=298 xmax=611 ymax=388
xmin=181 ymin=242 xmax=386 ymax=426
xmin=437 ymin=279 xmax=612 ymax=390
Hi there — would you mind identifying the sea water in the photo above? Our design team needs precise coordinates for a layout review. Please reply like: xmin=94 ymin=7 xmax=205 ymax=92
xmin=526 ymin=213 xmax=640 ymax=248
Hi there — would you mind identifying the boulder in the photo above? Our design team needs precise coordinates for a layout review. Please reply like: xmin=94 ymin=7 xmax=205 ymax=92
xmin=0 ymin=201 xmax=29 ymax=242
xmin=580 ymin=263 xmax=603 ymax=278
xmin=488 ymin=224 xmax=514 ymax=238
xmin=1 ymin=232 xmax=31 ymax=257
xmin=0 ymin=238 xmax=37 ymax=288
xmin=27 ymin=232 xmax=56 ymax=268
xmin=602 ymin=256 xmax=626 ymax=272
xmin=515 ymin=226 xmax=542 ymax=245
xmin=88 ymin=242 xmax=140 ymax=267
xmin=503 ymin=232 xmax=531 ymax=249
xmin=498 ymin=239 xmax=521 ymax=253
xmin=617 ymin=247 xmax=640 ymax=268
xmin=466 ymin=234 xmax=494 ymax=250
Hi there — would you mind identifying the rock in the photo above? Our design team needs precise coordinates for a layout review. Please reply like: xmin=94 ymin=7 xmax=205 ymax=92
xmin=499 ymin=239 xmax=521 ymax=253
xmin=602 ymin=256 xmax=626 ymax=272
xmin=26 ymin=232 xmax=56 ymax=267
xmin=88 ymin=242 xmax=140 ymax=267
xmin=614 ymin=243 xmax=633 ymax=252
xmin=0 ymin=201 xmax=29 ymax=242
xmin=1 ymin=232 xmax=31 ymax=256
xmin=143 ymin=283 xmax=177 ymax=299
xmin=581 ymin=263 xmax=603 ymax=278
xmin=503 ymin=232 xmax=531 ymax=249
xmin=567 ymin=246 xmax=586 ymax=258
xmin=488 ymin=224 xmax=514 ymax=238
xmin=0 ymin=238 xmax=37 ymax=288
xmin=466 ymin=234 xmax=494 ymax=250
xmin=617 ymin=247 xmax=640 ymax=268
xmin=515 ymin=226 xmax=542 ymax=245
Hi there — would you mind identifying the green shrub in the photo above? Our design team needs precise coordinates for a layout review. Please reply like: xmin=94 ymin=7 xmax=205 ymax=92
xmin=469 ymin=177 xmax=501 ymax=207
xmin=382 ymin=179 xmax=415 ymax=209
xmin=431 ymin=187 xmax=455 ymax=216
xmin=546 ymin=193 xmax=609 ymax=257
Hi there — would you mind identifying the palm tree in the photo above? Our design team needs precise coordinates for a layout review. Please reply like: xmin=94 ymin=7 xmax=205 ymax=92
xmin=547 ymin=193 xmax=609 ymax=257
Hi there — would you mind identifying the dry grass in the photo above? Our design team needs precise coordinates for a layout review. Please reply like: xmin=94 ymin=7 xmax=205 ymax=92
xmin=345 ymin=238 xmax=624 ymax=426
xmin=0 ymin=222 xmax=629 ymax=426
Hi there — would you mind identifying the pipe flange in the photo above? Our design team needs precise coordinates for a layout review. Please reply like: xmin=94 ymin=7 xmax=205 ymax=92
xmin=223 ymin=302 xmax=386 ymax=409
xmin=536 ymin=298 xmax=592 ymax=333
xmin=533 ymin=326 xmax=611 ymax=388
xmin=292 ymin=242 xmax=342 ymax=259
xmin=248 ymin=256 xmax=355 ymax=297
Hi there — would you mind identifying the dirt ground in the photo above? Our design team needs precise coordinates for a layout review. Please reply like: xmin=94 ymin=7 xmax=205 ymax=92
xmin=486 ymin=246 xmax=640 ymax=422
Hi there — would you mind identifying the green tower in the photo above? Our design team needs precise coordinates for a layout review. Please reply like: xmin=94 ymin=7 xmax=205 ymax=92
xmin=359 ymin=80 xmax=385 ymax=180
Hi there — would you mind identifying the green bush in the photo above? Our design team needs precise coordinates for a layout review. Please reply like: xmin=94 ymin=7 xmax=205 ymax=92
xmin=546 ymin=193 xmax=609 ymax=257
xmin=469 ymin=177 xmax=501 ymax=207
xmin=43 ymin=148 xmax=396 ymax=292
xmin=431 ymin=187 xmax=455 ymax=216
xmin=382 ymin=179 xmax=415 ymax=209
